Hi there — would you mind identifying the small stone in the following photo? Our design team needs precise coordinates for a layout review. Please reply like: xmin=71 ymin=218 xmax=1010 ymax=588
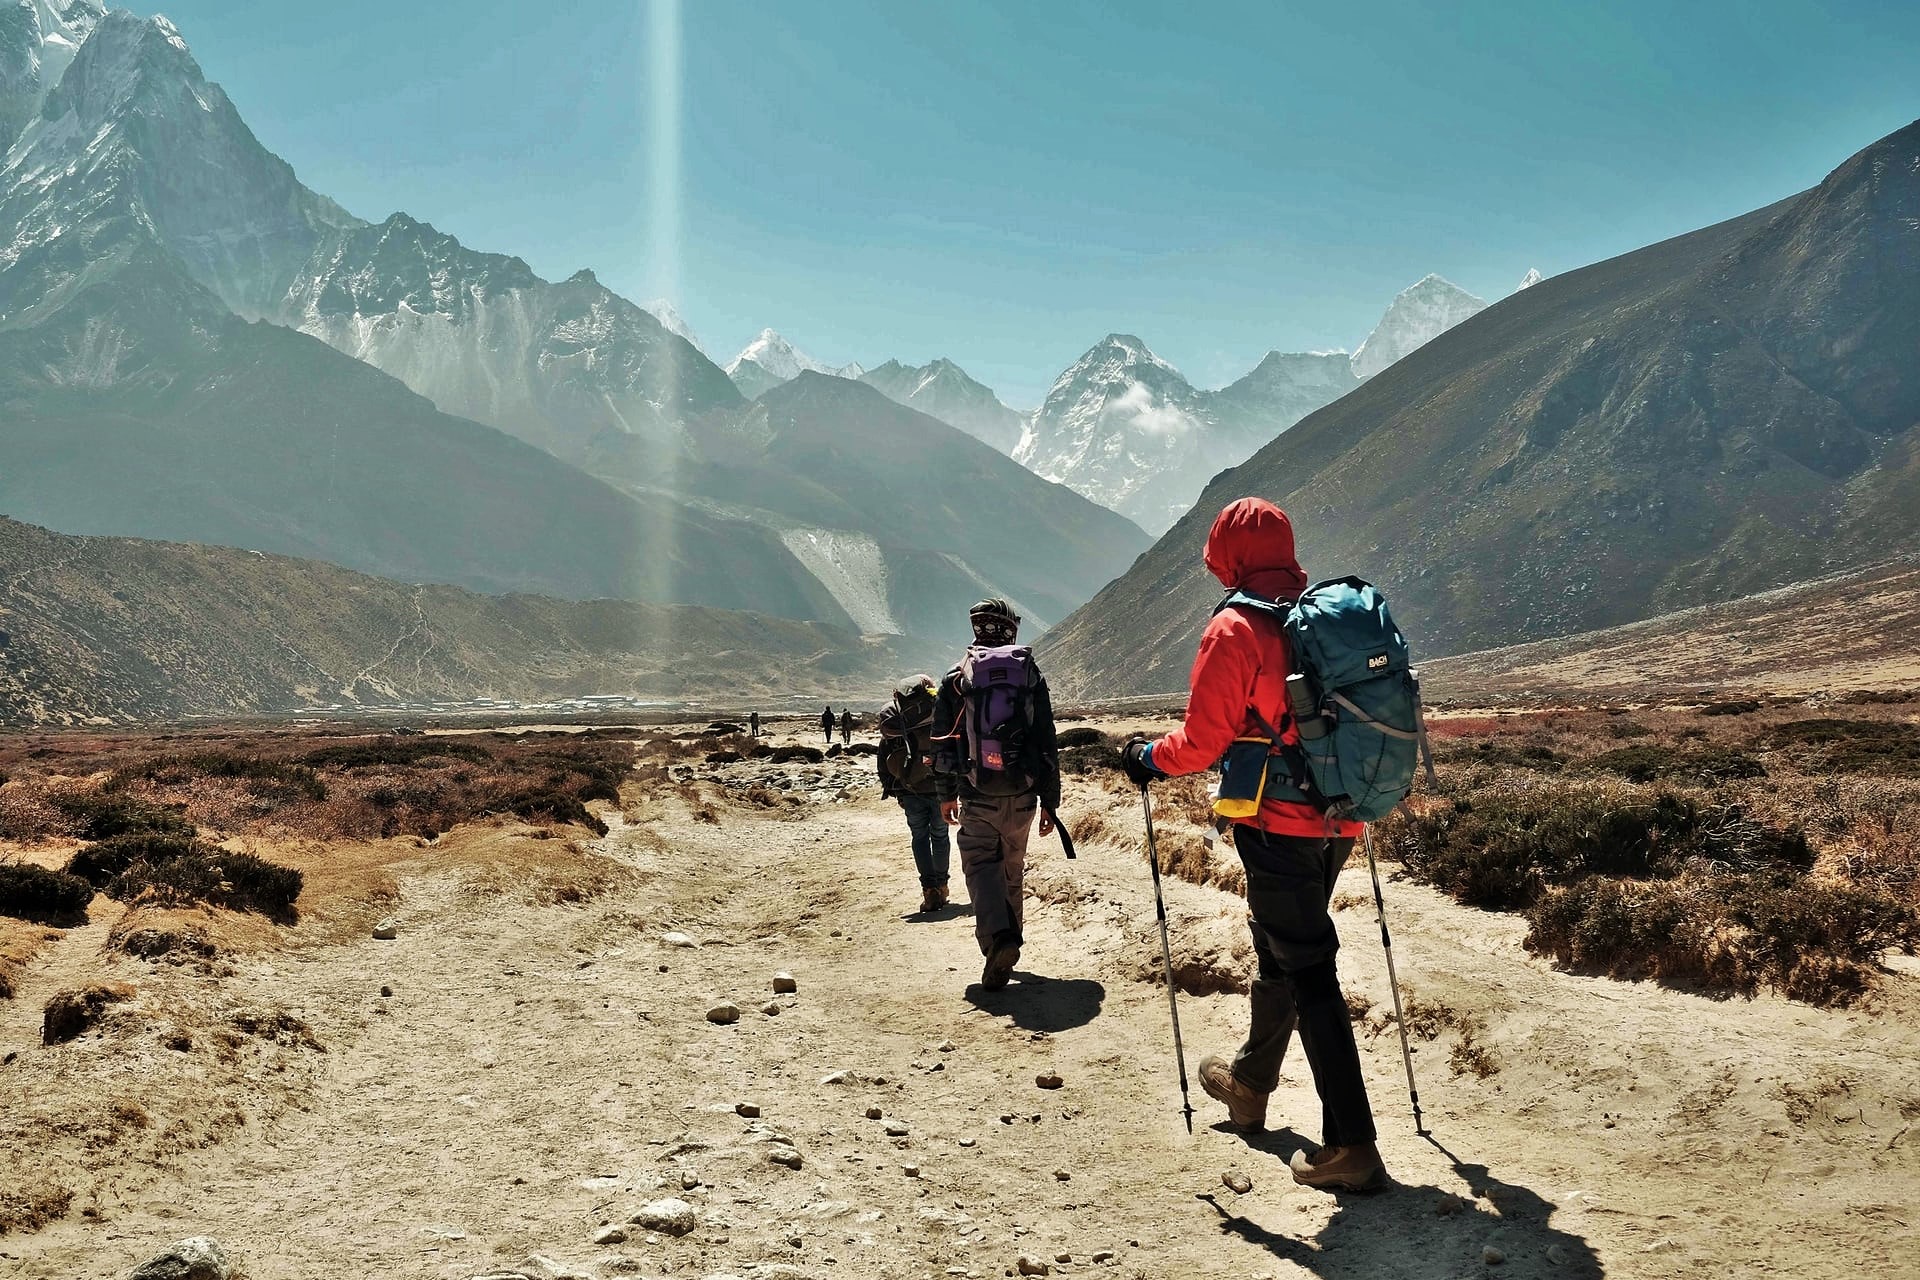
xmin=629 ymin=1198 xmax=697 ymax=1236
xmin=1055 ymin=1253 xmax=1073 ymax=1264
xmin=1092 ymin=1250 xmax=1115 ymax=1263
xmin=371 ymin=919 xmax=398 ymax=941
xmin=1053 ymin=1169 xmax=1071 ymax=1182
xmin=128 ymin=1237 xmax=233 ymax=1280
xmin=1016 ymin=1256 xmax=1050 ymax=1276
xmin=865 ymin=1105 xmax=884 ymax=1120
xmin=1000 ymin=1114 xmax=1016 ymax=1124
xmin=379 ymin=985 xmax=392 ymax=998
xmin=736 ymin=1101 xmax=761 ymax=1117
xmin=592 ymin=1224 xmax=628 ymax=1245
xmin=1482 ymin=1246 xmax=1505 ymax=1265
xmin=959 ymin=1137 xmax=976 ymax=1147
xmin=1035 ymin=1073 xmax=1064 ymax=1090
xmin=938 ymin=1039 xmax=955 ymax=1052
xmin=1435 ymin=1192 xmax=1465 ymax=1215
xmin=663 ymin=931 xmax=697 ymax=947
xmin=1222 ymin=1170 xmax=1253 ymax=1195
xmin=886 ymin=1121 xmax=910 ymax=1137
xmin=773 ymin=971 xmax=798 ymax=994
xmin=903 ymin=1164 xmax=921 ymax=1177
xmin=821 ymin=1070 xmax=851 ymax=1085
xmin=769 ymin=1148 xmax=804 ymax=1169
xmin=927 ymin=1060 xmax=946 ymax=1072
xmin=680 ymin=1171 xmax=700 ymax=1190
xmin=707 ymin=1002 xmax=740 ymax=1025
xmin=761 ymin=1001 xmax=781 ymax=1016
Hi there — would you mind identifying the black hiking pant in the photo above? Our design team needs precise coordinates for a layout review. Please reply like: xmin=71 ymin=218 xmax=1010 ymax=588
xmin=1230 ymin=827 xmax=1377 ymax=1148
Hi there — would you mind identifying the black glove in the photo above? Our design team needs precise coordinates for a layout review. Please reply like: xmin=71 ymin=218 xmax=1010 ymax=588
xmin=1120 ymin=735 xmax=1162 ymax=788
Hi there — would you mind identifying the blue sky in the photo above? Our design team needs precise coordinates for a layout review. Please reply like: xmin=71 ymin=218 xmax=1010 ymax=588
xmin=152 ymin=1 xmax=1918 ymax=406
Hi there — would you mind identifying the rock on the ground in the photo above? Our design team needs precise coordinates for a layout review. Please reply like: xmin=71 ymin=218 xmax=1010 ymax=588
xmin=127 ymin=1237 xmax=233 ymax=1280
xmin=886 ymin=1121 xmax=910 ymax=1137
xmin=903 ymin=1164 xmax=921 ymax=1177
xmin=821 ymin=1070 xmax=851 ymax=1085
xmin=1483 ymin=1245 xmax=1506 ymax=1265
xmin=1092 ymin=1250 xmax=1116 ymax=1263
xmin=1017 ymin=1256 xmax=1050 ymax=1276
xmin=1222 ymin=1170 xmax=1253 ymax=1194
xmin=865 ymin=1105 xmax=884 ymax=1119
xmin=1054 ymin=1169 xmax=1071 ymax=1181
xmin=663 ymin=931 xmax=697 ymax=947
xmin=769 ymin=1147 xmax=804 ymax=1169
xmin=1035 ymin=1072 xmax=1064 ymax=1089
xmin=772 ymin=971 xmax=798 ymax=994
xmin=761 ymin=1001 xmax=781 ymax=1016
xmin=592 ymin=1224 xmax=628 ymax=1244
xmin=629 ymin=1197 xmax=698 ymax=1236
xmin=42 ymin=984 xmax=132 ymax=1047
xmin=735 ymin=1101 xmax=761 ymax=1117
xmin=372 ymin=919 xmax=398 ymax=940
xmin=706 ymin=1002 xmax=740 ymax=1025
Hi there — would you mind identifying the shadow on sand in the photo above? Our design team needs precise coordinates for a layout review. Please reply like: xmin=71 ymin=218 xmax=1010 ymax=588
xmin=963 ymin=971 xmax=1106 ymax=1033
xmin=1201 ymin=1132 xmax=1606 ymax=1278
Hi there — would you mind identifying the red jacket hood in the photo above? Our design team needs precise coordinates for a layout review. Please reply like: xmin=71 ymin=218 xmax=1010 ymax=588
xmin=1203 ymin=498 xmax=1308 ymax=600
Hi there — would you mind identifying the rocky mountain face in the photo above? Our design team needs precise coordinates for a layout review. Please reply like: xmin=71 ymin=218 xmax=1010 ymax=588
xmin=0 ymin=9 xmax=1153 ymax=658
xmin=725 ymin=328 xmax=862 ymax=399
xmin=280 ymin=219 xmax=738 ymax=465
xmin=0 ymin=0 xmax=98 ymax=149
xmin=1040 ymin=119 xmax=1920 ymax=697
xmin=0 ymin=518 xmax=936 ymax=725
xmin=1348 ymin=273 xmax=1487 ymax=379
xmin=595 ymin=373 xmax=1151 ymax=640
xmin=860 ymin=357 xmax=1026 ymax=453
xmin=0 ymin=12 xmax=841 ymax=621
xmin=1012 ymin=335 xmax=1362 ymax=534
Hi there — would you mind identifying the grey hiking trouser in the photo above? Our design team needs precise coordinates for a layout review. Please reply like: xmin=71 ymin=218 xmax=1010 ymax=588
xmin=898 ymin=792 xmax=950 ymax=888
xmin=1231 ymin=828 xmax=1377 ymax=1147
xmin=955 ymin=793 xmax=1037 ymax=955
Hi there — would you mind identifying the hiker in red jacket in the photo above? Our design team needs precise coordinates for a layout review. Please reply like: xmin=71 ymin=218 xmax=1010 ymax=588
xmin=1120 ymin=497 xmax=1384 ymax=1192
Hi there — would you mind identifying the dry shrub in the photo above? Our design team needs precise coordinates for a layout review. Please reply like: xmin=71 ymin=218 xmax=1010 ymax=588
xmin=41 ymin=982 xmax=132 ymax=1045
xmin=65 ymin=832 xmax=199 ymax=887
xmin=107 ymin=849 xmax=303 ymax=921
xmin=0 ymin=788 xmax=66 ymax=841
xmin=46 ymin=789 xmax=193 ymax=842
xmin=1770 ymin=719 xmax=1920 ymax=777
xmin=1381 ymin=779 xmax=1811 ymax=912
xmin=0 ymin=1182 xmax=73 ymax=1234
xmin=1586 ymin=743 xmax=1767 ymax=785
xmin=0 ymin=861 xmax=93 ymax=925
xmin=1526 ymin=871 xmax=1914 ymax=1006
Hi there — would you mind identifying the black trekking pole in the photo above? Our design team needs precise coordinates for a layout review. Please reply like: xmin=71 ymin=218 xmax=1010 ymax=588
xmin=1140 ymin=783 xmax=1196 ymax=1134
xmin=1364 ymin=824 xmax=1425 ymax=1135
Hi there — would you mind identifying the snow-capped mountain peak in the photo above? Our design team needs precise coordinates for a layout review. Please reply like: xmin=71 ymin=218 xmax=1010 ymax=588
xmin=1515 ymin=267 xmax=1545 ymax=291
xmin=727 ymin=328 xmax=828 ymax=381
xmin=1349 ymin=274 xmax=1487 ymax=379
xmin=0 ymin=0 xmax=103 ymax=147
xmin=643 ymin=298 xmax=704 ymax=354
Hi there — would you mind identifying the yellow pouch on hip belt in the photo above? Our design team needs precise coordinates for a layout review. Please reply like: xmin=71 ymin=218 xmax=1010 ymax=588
xmin=1214 ymin=737 xmax=1276 ymax=819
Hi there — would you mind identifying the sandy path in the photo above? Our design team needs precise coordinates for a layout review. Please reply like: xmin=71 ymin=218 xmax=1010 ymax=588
xmin=6 ymin=759 xmax=1918 ymax=1279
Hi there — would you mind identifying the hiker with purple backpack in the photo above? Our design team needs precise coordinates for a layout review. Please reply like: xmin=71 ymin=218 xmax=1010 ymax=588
xmin=931 ymin=598 xmax=1065 ymax=992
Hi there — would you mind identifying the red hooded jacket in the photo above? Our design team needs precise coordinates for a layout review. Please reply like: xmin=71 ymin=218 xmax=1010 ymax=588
xmin=1148 ymin=498 xmax=1364 ymax=839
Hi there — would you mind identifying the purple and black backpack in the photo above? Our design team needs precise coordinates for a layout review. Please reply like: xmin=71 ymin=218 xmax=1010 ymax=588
xmin=958 ymin=644 xmax=1038 ymax=786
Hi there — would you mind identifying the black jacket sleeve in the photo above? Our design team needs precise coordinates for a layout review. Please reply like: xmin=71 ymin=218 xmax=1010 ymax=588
xmin=1029 ymin=670 xmax=1062 ymax=811
xmin=931 ymin=667 xmax=965 ymax=803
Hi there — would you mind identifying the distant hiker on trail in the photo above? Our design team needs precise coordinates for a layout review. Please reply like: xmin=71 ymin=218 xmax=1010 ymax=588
xmin=878 ymin=674 xmax=951 ymax=914
xmin=932 ymin=598 xmax=1062 ymax=992
xmin=1120 ymin=497 xmax=1383 ymax=1191
xmin=749 ymin=711 xmax=760 ymax=738
xmin=821 ymin=705 xmax=835 ymax=745
xmin=840 ymin=708 xmax=854 ymax=746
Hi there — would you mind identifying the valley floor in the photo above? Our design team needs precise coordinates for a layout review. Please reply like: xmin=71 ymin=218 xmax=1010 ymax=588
xmin=3 ymin=724 xmax=1917 ymax=1279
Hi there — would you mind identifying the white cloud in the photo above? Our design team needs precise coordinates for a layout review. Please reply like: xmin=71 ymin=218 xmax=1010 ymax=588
xmin=1104 ymin=380 xmax=1198 ymax=436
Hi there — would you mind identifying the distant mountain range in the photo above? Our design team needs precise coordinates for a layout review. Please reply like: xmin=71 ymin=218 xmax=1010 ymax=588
xmin=0 ymin=7 xmax=1145 ymax=657
xmin=1040 ymin=119 xmax=1920 ymax=695
xmin=0 ymin=517 xmax=942 ymax=726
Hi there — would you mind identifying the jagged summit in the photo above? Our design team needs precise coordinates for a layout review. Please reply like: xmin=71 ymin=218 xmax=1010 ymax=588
xmin=1349 ymin=273 xmax=1486 ymax=379
xmin=0 ymin=0 xmax=102 ymax=146
xmin=1516 ymin=267 xmax=1545 ymax=291
xmin=860 ymin=355 xmax=1025 ymax=454
xmin=643 ymin=297 xmax=702 ymax=353
xmin=728 ymin=327 xmax=828 ymax=381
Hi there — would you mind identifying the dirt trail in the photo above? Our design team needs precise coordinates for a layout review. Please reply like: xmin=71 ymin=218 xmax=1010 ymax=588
xmin=5 ymin=748 xmax=1918 ymax=1279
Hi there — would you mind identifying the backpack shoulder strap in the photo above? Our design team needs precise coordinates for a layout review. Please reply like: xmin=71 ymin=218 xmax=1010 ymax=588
xmin=1213 ymin=588 xmax=1290 ymax=620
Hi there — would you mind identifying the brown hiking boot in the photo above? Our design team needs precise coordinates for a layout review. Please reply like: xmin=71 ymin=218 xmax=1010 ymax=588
xmin=930 ymin=883 xmax=949 ymax=910
xmin=1197 ymin=1054 xmax=1269 ymax=1131
xmin=1289 ymin=1142 xmax=1389 ymax=1191
xmin=980 ymin=932 xmax=1020 ymax=991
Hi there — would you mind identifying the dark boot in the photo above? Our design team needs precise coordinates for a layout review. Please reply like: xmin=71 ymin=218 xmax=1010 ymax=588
xmin=1289 ymin=1142 xmax=1388 ymax=1191
xmin=980 ymin=930 xmax=1020 ymax=990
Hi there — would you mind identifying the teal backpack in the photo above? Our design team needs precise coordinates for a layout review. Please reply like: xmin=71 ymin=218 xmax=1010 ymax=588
xmin=1216 ymin=576 xmax=1437 ymax=822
